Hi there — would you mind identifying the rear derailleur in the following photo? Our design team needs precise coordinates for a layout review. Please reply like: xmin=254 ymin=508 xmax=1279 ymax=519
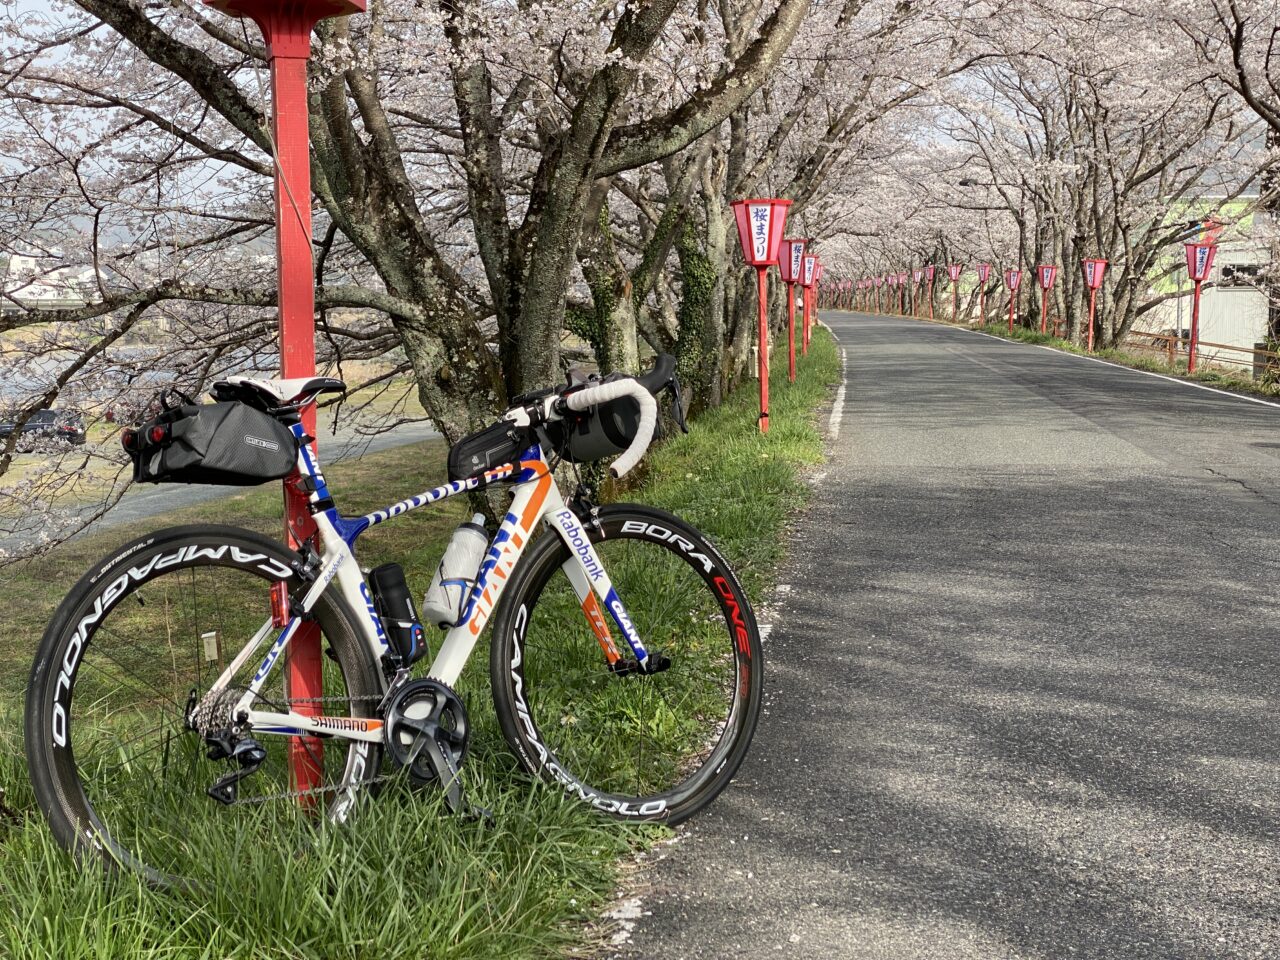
xmin=185 ymin=687 xmax=267 ymax=806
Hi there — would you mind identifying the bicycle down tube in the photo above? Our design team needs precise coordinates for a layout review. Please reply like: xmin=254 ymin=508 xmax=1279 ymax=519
xmin=230 ymin=440 xmax=650 ymax=745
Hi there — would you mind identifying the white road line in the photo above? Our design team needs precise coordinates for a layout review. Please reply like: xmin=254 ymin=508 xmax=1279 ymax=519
xmin=944 ymin=324 xmax=1280 ymax=411
xmin=828 ymin=347 xmax=848 ymax=440
xmin=759 ymin=623 xmax=773 ymax=643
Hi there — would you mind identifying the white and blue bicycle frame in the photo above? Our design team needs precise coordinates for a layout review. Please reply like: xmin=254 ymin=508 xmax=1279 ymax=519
xmin=210 ymin=423 xmax=651 ymax=745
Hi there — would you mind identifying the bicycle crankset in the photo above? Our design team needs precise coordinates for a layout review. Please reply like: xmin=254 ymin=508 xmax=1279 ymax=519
xmin=384 ymin=679 xmax=482 ymax=817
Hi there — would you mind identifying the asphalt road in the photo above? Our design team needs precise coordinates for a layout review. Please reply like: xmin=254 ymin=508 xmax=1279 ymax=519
xmin=622 ymin=312 xmax=1280 ymax=959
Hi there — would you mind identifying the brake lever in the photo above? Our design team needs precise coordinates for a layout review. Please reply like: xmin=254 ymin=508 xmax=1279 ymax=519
xmin=669 ymin=375 xmax=689 ymax=434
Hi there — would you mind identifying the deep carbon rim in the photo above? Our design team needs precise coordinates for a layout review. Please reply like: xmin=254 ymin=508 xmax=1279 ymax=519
xmin=25 ymin=526 xmax=382 ymax=885
xmin=492 ymin=506 xmax=762 ymax=823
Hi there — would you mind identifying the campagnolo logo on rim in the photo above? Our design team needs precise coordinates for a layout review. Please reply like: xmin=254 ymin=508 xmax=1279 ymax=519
xmin=244 ymin=434 xmax=279 ymax=451
xmin=51 ymin=544 xmax=292 ymax=748
xmin=508 ymin=604 xmax=666 ymax=818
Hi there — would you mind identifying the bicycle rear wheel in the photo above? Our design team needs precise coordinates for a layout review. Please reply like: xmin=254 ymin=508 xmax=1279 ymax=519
xmin=24 ymin=525 xmax=384 ymax=886
xmin=490 ymin=505 xmax=762 ymax=824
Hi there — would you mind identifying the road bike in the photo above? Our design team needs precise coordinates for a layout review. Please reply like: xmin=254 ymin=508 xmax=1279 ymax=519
xmin=24 ymin=355 xmax=763 ymax=885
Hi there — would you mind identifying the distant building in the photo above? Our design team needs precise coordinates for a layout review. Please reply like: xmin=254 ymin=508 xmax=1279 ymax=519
xmin=1 ymin=251 xmax=100 ymax=312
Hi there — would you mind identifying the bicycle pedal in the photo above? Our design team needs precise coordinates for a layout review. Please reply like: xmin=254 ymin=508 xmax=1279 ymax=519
xmin=609 ymin=652 xmax=671 ymax=677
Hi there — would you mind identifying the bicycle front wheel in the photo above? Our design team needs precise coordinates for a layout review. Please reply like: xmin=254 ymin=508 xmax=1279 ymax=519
xmin=24 ymin=525 xmax=384 ymax=886
xmin=490 ymin=504 xmax=762 ymax=824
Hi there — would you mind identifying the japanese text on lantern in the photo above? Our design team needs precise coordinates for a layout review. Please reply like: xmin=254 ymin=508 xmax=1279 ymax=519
xmin=749 ymin=205 xmax=771 ymax=261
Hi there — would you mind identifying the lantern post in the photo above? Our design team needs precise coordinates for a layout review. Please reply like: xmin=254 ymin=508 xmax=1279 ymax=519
xmin=1184 ymin=242 xmax=1217 ymax=373
xmin=1081 ymin=258 xmax=1108 ymax=351
xmin=947 ymin=264 xmax=962 ymax=323
xmin=778 ymin=238 xmax=806 ymax=383
xmin=203 ymin=0 xmax=366 ymax=799
xmin=810 ymin=260 xmax=824 ymax=348
xmin=1004 ymin=268 xmax=1022 ymax=332
xmin=912 ymin=268 xmax=922 ymax=317
xmin=925 ymin=266 xmax=936 ymax=319
xmin=1036 ymin=265 xmax=1058 ymax=335
xmin=731 ymin=198 xmax=791 ymax=433
xmin=801 ymin=255 xmax=818 ymax=354
xmin=976 ymin=263 xmax=991 ymax=325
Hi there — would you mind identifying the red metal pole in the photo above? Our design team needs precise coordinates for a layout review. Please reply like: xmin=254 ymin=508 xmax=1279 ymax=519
xmin=1087 ymin=288 xmax=1098 ymax=352
xmin=803 ymin=285 xmax=811 ymax=355
xmin=928 ymin=279 xmax=934 ymax=319
xmin=1189 ymin=280 xmax=1201 ymax=373
xmin=1040 ymin=288 xmax=1048 ymax=335
xmin=757 ymin=268 xmax=769 ymax=433
xmin=952 ymin=282 xmax=958 ymax=324
xmin=787 ymin=281 xmax=796 ymax=383
xmin=805 ymin=285 xmax=812 ymax=352
xmin=1008 ymin=290 xmax=1015 ymax=333
xmin=268 ymin=30 xmax=325 ymax=799
xmin=979 ymin=287 xmax=985 ymax=326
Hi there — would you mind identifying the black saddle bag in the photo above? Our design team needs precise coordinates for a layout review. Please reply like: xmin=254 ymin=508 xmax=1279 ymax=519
xmin=123 ymin=400 xmax=299 ymax=486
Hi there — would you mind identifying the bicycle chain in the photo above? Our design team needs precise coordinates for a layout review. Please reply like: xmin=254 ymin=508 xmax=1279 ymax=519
xmin=224 ymin=693 xmax=398 ymax=807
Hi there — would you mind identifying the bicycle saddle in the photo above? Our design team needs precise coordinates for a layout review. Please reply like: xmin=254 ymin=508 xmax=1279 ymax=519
xmin=213 ymin=375 xmax=346 ymax=409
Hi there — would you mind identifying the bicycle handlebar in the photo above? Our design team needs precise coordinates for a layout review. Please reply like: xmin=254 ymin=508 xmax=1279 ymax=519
xmin=561 ymin=379 xmax=658 ymax=479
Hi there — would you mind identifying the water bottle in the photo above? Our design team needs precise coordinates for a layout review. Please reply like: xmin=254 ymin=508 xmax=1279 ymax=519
xmin=421 ymin=514 xmax=489 ymax=627
xmin=368 ymin=563 xmax=427 ymax=666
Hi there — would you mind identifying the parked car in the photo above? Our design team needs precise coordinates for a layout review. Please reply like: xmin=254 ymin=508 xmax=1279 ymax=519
xmin=0 ymin=408 xmax=87 ymax=449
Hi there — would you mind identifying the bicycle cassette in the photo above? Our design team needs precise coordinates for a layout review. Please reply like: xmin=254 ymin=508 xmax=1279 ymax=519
xmin=383 ymin=678 xmax=470 ymax=787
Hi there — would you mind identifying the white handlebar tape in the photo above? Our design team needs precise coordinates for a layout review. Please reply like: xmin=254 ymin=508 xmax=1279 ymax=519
xmin=563 ymin=379 xmax=658 ymax=478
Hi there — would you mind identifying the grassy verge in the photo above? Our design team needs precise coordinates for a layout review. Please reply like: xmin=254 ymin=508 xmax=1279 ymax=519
xmin=0 ymin=331 xmax=840 ymax=960
xmin=953 ymin=317 xmax=1280 ymax=400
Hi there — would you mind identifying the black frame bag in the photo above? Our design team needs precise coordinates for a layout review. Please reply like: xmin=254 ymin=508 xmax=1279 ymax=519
xmin=446 ymin=420 xmax=532 ymax=482
xmin=124 ymin=401 xmax=299 ymax=486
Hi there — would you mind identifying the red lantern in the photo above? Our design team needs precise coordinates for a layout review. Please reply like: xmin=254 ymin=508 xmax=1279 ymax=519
xmin=1036 ymin=265 xmax=1058 ymax=335
xmin=1184 ymin=243 xmax=1217 ymax=373
xmin=1080 ymin=258 xmax=1107 ymax=351
xmin=777 ymin=238 xmax=806 ymax=382
xmin=1081 ymin=258 xmax=1107 ymax=290
xmin=975 ymin=263 xmax=992 ymax=325
xmin=731 ymin=198 xmax=791 ymax=433
xmin=807 ymin=258 xmax=823 ymax=350
xmin=1185 ymin=243 xmax=1215 ymax=283
xmin=1004 ymin=268 xmax=1022 ymax=333
xmin=801 ymin=253 xmax=818 ymax=354
xmin=947 ymin=264 xmax=962 ymax=323
xmin=731 ymin=198 xmax=791 ymax=266
xmin=802 ymin=254 xmax=818 ymax=287
xmin=778 ymin=238 xmax=806 ymax=283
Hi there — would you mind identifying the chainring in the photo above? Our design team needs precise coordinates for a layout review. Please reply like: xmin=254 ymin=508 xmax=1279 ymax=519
xmin=383 ymin=678 xmax=470 ymax=786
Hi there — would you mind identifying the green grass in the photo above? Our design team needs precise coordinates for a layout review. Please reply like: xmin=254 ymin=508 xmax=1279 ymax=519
xmin=0 ymin=331 xmax=840 ymax=960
